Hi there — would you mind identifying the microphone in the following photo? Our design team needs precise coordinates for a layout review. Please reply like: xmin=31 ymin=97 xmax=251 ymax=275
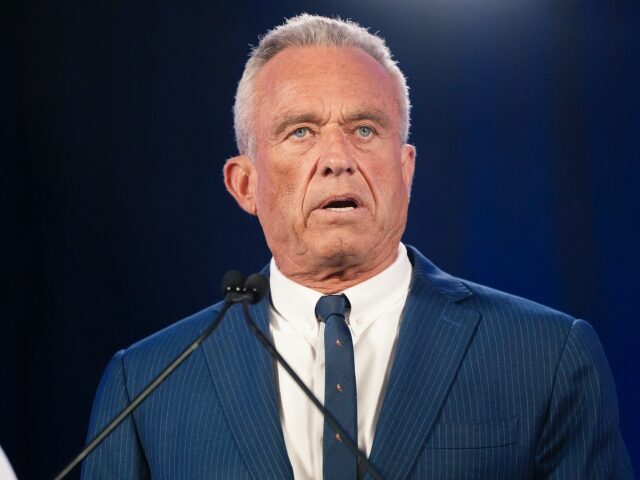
xmin=221 ymin=270 xmax=247 ymax=303
xmin=222 ymin=269 xmax=246 ymax=296
xmin=53 ymin=271 xmax=247 ymax=480
xmin=239 ymin=274 xmax=383 ymax=480
xmin=243 ymin=272 xmax=269 ymax=304
xmin=221 ymin=271 xmax=267 ymax=305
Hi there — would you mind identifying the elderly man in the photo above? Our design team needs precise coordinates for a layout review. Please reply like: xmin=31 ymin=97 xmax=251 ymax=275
xmin=82 ymin=14 xmax=633 ymax=480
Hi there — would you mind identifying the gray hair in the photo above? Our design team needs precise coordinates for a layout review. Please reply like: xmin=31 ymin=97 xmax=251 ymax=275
xmin=233 ymin=14 xmax=411 ymax=156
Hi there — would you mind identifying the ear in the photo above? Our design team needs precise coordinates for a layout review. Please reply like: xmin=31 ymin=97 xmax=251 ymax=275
xmin=400 ymin=144 xmax=416 ymax=199
xmin=223 ymin=154 xmax=258 ymax=215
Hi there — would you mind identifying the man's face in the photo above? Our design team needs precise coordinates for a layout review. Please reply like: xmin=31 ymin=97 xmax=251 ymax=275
xmin=225 ymin=46 xmax=415 ymax=284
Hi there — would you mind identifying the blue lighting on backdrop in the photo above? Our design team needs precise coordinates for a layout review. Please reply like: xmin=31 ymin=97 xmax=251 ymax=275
xmin=3 ymin=0 xmax=638 ymax=477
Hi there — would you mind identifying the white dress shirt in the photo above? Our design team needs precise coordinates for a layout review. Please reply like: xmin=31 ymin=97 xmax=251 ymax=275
xmin=269 ymin=243 xmax=413 ymax=480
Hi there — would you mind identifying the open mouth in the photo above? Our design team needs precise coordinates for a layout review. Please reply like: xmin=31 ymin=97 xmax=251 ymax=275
xmin=322 ymin=198 xmax=358 ymax=212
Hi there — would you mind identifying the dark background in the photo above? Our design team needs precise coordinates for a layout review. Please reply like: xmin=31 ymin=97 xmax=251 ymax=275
xmin=3 ymin=1 xmax=638 ymax=478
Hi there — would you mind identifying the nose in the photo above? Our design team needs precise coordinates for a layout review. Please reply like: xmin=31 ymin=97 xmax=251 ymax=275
xmin=317 ymin=129 xmax=358 ymax=177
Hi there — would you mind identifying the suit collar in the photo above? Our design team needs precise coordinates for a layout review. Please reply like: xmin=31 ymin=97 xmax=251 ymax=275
xmin=366 ymin=246 xmax=480 ymax=479
xmin=405 ymin=244 xmax=473 ymax=302
xmin=200 ymin=298 xmax=294 ymax=480
xmin=200 ymin=247 xmax=478 ymax=480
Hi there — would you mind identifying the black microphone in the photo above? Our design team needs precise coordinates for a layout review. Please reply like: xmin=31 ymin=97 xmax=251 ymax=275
xmin=244 ymin=272 xmax=269 ymax=304
xmin=222 ymin=269 xmax=246 ymax=295
xmin=221 ymin=270 xmax=248 ymax=303
xmin=239 ymin=274 xmax=383 ymax=480
xmin=53 ymin=271 xmax=247 ymax=480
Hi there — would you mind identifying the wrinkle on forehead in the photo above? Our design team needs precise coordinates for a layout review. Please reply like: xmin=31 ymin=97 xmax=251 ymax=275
xmin=253 ymin=46 xmax=402 ymax=141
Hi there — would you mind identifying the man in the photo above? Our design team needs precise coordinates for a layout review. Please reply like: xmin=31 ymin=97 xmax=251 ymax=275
xmin=82 ymin=14 xmax=633 ymax=479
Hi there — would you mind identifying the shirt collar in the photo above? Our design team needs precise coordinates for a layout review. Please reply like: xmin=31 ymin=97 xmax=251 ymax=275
xmin=269 ymin=256 xmax=324 ymax=338
xmin=269 ymin=243 xmax=413 ymax=337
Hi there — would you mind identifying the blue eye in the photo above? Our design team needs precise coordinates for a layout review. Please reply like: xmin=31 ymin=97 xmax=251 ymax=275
xmin=357 ymin=126 xmax=373 ymax=138
xmin=292 ymin=127 xmax=309 ymax=138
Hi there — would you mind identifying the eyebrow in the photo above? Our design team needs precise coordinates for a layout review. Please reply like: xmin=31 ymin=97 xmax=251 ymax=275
xmin=272 ymin=108 xmax=391 ymax=138
xmin=342 ymin=109 xmax=390 ymax=129
xmin=273 ymin=113 xmax=323 ymax=137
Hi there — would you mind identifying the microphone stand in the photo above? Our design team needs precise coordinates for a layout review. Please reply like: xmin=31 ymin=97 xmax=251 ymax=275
xmin=54 ymin=270 xmax=383 ymax=480
xmin=241 ymin=299 xmax=384 ymax=480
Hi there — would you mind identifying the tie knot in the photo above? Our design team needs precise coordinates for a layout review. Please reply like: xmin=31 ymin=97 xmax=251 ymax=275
xmin=315 ymin=294 xmax=350 ymax=323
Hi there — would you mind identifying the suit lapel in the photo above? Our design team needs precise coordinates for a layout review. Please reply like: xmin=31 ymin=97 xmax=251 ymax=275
xmin=196 ymin=249 xmax=477 ymax=480
xmin=367 ymin=248 xmax=481 ymax=480
xmin=200 ymin=298 xmax=293 ymax=480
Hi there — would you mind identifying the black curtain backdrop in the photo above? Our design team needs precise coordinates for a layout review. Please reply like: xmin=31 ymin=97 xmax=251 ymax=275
xmin=3 ymin=1 xmax=639 ymax=478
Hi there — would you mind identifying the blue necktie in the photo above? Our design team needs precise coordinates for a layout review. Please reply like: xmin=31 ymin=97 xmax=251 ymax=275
xmin=315 ymin=294 xmax=357 ymax=480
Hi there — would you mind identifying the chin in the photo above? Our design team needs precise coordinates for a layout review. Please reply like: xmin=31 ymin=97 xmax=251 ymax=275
xmin=311 ymin=236 xmax=368 ymax=267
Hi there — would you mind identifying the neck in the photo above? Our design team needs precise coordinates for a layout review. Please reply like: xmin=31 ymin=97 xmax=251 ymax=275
xmin=274 ymin=243 xmax=400 ymax=294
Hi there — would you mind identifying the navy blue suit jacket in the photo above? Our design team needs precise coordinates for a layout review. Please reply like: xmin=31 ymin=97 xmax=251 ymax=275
xmin=81 ymin=247 xmax=633 ymax=479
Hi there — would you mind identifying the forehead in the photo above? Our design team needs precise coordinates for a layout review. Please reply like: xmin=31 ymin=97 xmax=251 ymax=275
xmin=253 ymin=46 xmax=400 ymax=125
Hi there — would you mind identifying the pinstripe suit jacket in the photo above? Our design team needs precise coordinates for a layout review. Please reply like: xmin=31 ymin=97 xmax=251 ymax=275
xmin=81 ymin=246 xmax=633 ymax=479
